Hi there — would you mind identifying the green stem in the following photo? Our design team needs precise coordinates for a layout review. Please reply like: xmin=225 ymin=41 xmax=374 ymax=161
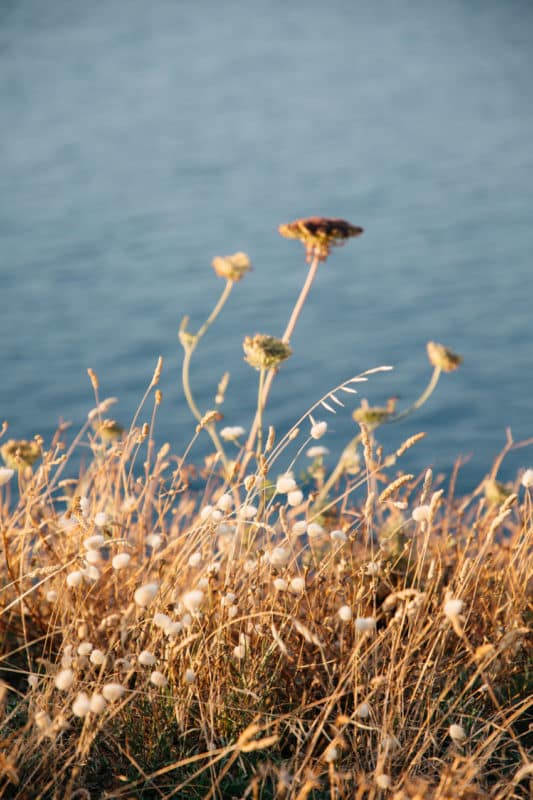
xmin=180 ymin=280 xmax=235 ymax=473
xmin=387 ymin=366 xmax=441 ymax=423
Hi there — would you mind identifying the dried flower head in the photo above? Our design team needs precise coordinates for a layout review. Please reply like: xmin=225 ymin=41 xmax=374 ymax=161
xmin=0 ymin=467 xmax=15 ymax=486
xmin=243 ymin=334 xmax=292 ymax=371
xmin=521 ymin=468 xmax=533 ymax=488
xmin=212 ymin=251 xmax=252 ymax=282
xmin=426 ymin=341 xmax=463 ymax=372
xmin=1 ymin=439 xmax=42 ymax=470
xmin=278 ymin=216 xmax=363 ymax=262
xmin=92 ymin=418 xmax=124 ymax=442
xmin=484 ymin=478 xmax=512 ymax=505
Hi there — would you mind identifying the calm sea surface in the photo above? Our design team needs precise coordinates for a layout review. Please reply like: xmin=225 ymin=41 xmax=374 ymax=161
xmin=1 ymin=0 xmax=533 ymax=490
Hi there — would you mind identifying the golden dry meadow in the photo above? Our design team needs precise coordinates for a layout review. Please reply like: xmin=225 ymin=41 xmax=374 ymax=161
xmin=0 ymin=221 xmax=531 ymax=799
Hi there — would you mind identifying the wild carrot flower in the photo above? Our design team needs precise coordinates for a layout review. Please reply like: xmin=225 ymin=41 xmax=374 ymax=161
xmin=1 ymin=438 xmax=41 ymax=470
xmin=212 ymin=251 xmax=251 ymax=282
xmin=278 ymin=216 xmax=363 ymax=262
xmin=306 ymin=445 xmax=329 ymax=458
xmin=134 ymin=582 xmax=159 ymax=607
xmin=427 ymin=341 xmax=463 ymax=372
xmin=243 ymin=334 xmax=292 ymax=371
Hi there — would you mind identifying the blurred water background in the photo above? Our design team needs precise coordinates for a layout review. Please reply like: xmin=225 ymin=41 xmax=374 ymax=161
xmin=1 ymin=0 xmax=533 ymax=491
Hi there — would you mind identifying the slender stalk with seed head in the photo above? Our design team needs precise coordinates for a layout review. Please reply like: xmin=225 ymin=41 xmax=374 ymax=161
xmin=180 ymin=279 xmax=234 ymax=474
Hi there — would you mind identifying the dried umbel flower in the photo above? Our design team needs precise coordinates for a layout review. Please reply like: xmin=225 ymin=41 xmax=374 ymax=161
xmin=443 ymin=597 xmax=464 ymax=620
xmin=243 ymin=334 xmax=292 ymax=371
xmin=138 ymin=650 xmax=157 ymax=667
xmin=102 ymin=683 xmax=125 ymax=702
xmin=278 ymin=216 xmax=363 ymax=262
xmin=212 ymin=251 xmax=252 ymax=282
xmin=484 ymin=478 xmax=512 ymax=505
xmin=426 ymin=341 xmax=463 ymax=372
xmin=338 ymin=605 xmax=352 ymax=622
xmin=1 ymin=438 xmax=42 ymax=470
xmin=150 ymin=670 xmax=168 ymax=688
xmin=412 ymin=504 xmax=431 ymax=522
xmin=92 ymin=418 xmax=124 ymax=442
xmin=55 ymin=669 xmax=75 ymax=691
xmin=181 ymin=589 xmax=205 ymax=614
xmin=220 ymin=425 xmax=246 ymax=441
xmin=112 ymin=552 xmax=131 ymax=570
xmin=72 ymin=692 xmax=91 ymax=718
xmin=276 ymin=474 xmax=297 ymax=494
xmin=310 ymin=420 xmax=328 ymax=439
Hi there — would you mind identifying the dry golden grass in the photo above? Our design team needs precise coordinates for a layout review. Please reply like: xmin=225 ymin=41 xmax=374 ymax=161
xmin=0 ymin=401 xmax=531 ymax=799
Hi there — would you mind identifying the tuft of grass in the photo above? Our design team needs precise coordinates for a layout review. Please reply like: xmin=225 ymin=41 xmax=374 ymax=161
xmin=1 ymin=222 xmax=531 ymax=799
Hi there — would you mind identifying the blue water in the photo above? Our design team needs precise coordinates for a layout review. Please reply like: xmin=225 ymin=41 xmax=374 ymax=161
xmin=1 ymin=0 xmax=533 ymax=490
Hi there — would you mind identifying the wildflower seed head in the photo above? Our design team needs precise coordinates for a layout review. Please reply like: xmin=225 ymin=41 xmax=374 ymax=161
xmin=84 ymin=535 xmax=105 ymax=550
xmin=46 ymin=590 xmax=58 ymax=602
xmin=146 ymin=533 xmax=163 ymax=550
xmin=270 ymin=547 xmax=291 ymax=567
xmin=289 ymin=576 xmax=305 ymax=594
xmin=34 ymin=710 xmax=52 ymax=731
xmin=217 ymin=492 xmax=233 ymax=511
xmin=134 ymin=582 xmax=159 ymax=607
xmin=426 ymin=341 xmax=463 ymax=372
xmin=278 ymin=216 xmax=363 ymax=262
xmin=150 ymin=670 xmax=168 ymax=688
xmin=92 ymin=418 xmax=124 ymax=442
xmin=324 ymin=745 xmax=339 ymax=763
xmin=273 ymin=577 xmax=288 ymax=591
xmin=94 ymin=511 xmax=108 ymax=527
xmin=287 ymin=489 xmax=304 ymax=506
xmin=102 ymin=683 xmax=125 ymax=702
xmin=292 ymin=521 xmax=307 ymax=536
xmin=243 ymin=334 xmax=292 ymax=371
xmin=276 ymin=474 xmax=297 ymax=494
xmin=212 ymin=251 xmax=252 ymax=282
xmin=443 ymin=598 xmax=464 ymax=620
xmin=310 ymin=420 xmax=328 ymax=440
xmin=138 ymin=650 xmax=157 ymax=666
xmin=55 ymin=668 xmax=75 ymax=691
xmin=331 ymin=529 xmax=347 ymax=543
xmin=355 ymin=702 xmax=370 ymax=719
xmin=307 ymin=522 xmax=325 ymax=538
xmin=89 ymin=649 xmax=106 ymax=665
xmin=28 ymin=674 xmax=39 ymax=689
xmin=184 ymin=668 xmax=196 ymax=684
xmin=188 ymin=552 xmax=202 ymax=568
xmin=77 ymin=642 xmax=93 ymax=657
xmin=72 ymin=692 xmax=91 ymax=718
xmin=306 ymin=445 xmax=329 ymax=458
xmin=338 ymin=605 xmax=352 ymax=622
xmin=412 ymin=504 xmax=431 ymax=522
xmin=181 ymin=589 xmax=205 ymax=614
xmin=375 ymin=774 xmax=391 ymax=790
xmin=90 ymin=693 xmax=106 ymax=714
xmin=1 ymin=438 xmax=42 ymax=470
xmin=66 ymin=571 xmax=83 ymax=588
xmin=112 ymin=552 xmax=131 ymax=570
xmin=355 ymin=617 xmax=376 ymax=634
xmin=353 ymin=405 xmax=392 ymax=426
xmin=521 ymin=468 xmax=533 ymax=488
xmin=449 ymin=723 xmax=467 ymax=744
xmin=220 ymin=425 xmax=246 ymax=441
xmin=0 ymin=467 xmax=15 ymax=486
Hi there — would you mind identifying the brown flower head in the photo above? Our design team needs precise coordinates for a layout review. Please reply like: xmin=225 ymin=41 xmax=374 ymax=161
xmin=353 ymin=397 xmax=398 ymax=427
xmin=1 ymin=438 xmax=42 ymax=471
xmin=211 ymin=252 xmax=252 ymax=282
xmin=426 ymin=342 xmax=463 ymax=372
xmin=243 ymin=334 xmax=292 ymax=371
xmin=278 ymin=217 xmax=363 ymax=262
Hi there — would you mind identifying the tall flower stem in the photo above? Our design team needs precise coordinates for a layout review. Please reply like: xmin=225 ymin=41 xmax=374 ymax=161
xmin=180 ymin=280 xmax=234 ymax=474
xmin=256 ymin=367 xmax=266 ymax=460
xmin=239 ymin=253 xmax=321 ymax=477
